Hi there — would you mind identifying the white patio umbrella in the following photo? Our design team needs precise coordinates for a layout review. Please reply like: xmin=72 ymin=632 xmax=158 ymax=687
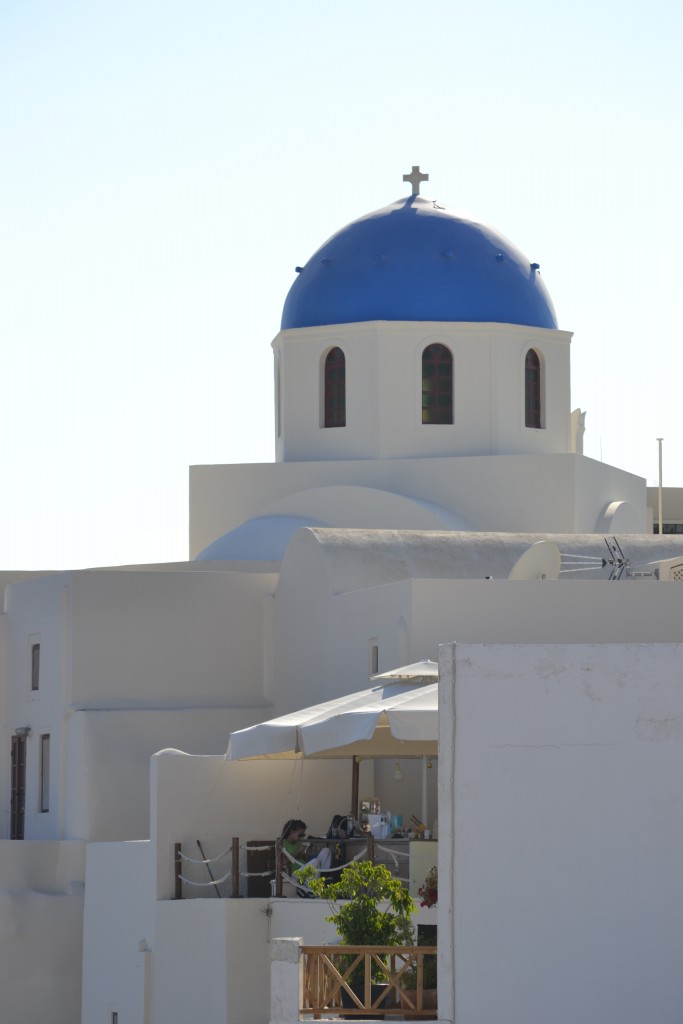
xmin=226 ymin=662 xmax=440 ymax=823
xmin=370 ymin=658 xmax=438 ymax=684
xmin=226 ymin=680 xmax=438 ymax=762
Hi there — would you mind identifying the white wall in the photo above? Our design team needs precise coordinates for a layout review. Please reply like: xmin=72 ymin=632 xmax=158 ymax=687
xmin=0 ymin=840 xmax=85 ymax=1024
xmin=152 ymin=898 xmax=271 ymax=1024
xmin=82 ymin=838 xmax=272 ymax=1024
xmin=274 ymin=567 xmax=683 ymax=723
xmin=2 ymin=566 xmax=278 ymax=842
xmin=439 ymin=641 xmax=683 ymax=1024
xmin=410 ymin=578 xmax=683 ymax=647
xmin=270 ymin=531 xmax=336 ymax=713
xmin=65 ymin=707 xmax=269 ymax=841
xmin=189 ymin=452 xmax=645 ymax=557
xmin=273 ymin=321 xmax=571 ymax=463
xmin=152 ymin=900 xmax=232 ymax=1024
xmin=646 ymin=485 xmax=683 ymax=526
xmin=81 ymin=840 xmax=152 ymax=1024
xmin=69 ymin=568 xmax=275 ymax=707
xmin=4 ymin=573 xmax=72 ymax=839
xmin=575 ymin=456 xmax=646 ymax=532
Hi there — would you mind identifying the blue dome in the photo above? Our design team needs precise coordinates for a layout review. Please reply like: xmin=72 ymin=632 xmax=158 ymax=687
xmin=281 ymin=195 xmax=557 ymax=330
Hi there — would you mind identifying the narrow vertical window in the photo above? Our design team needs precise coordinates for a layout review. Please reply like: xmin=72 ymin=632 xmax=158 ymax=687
xmin=31 ymin=643 xmax=40 ymax=692
xmin=40 ymin=734 xmax=50 ymax=812
xmin=10 ymin=735 xmax=27 ymax=839
xmin=422 ymin=344 xmax=453 ymax=424
xmin=525 ymin=348 xmax=542 ymax=428
xmin=324 ymin=347 xmax=346 ymax=428
xmin=370 ymin=642 xmax=379 ymax=676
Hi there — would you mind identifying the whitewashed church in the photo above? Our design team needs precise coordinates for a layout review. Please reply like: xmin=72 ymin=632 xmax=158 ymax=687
xmin=2 ymin=169 xmax=683 ymax=1024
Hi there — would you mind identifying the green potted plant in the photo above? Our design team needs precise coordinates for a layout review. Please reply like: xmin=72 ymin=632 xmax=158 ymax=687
xmin=297 ymin=859 xmax=415 ymax=1016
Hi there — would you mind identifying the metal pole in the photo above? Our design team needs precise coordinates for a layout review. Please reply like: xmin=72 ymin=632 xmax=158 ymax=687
xmin=275 ymin=838 xmax=283 ymax=897
xmin=231 ymin=836 xmax=240 ymax=898
xmin=351 ymin=756 xmax=360 ymax=821
xmin=657 ymin=438 xmax=664 ymax=535
xmin=174 ymin=843 xmax=182 ymax=900
xmin=421 ymin=756 xmax=428 ymax=827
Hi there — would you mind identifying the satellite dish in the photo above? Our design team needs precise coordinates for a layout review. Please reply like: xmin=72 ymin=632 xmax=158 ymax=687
xmin=508 ymin=541 xmax=561 ymax=581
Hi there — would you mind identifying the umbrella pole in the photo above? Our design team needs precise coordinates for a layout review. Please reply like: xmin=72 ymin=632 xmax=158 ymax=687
xmin=351 ymin=756 xmax=359 ymax=820
xmin=421 ymin=756 xmax=428 ymax=828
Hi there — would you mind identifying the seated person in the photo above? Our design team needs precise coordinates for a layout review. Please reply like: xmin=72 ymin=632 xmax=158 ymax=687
xmin=281 ymin=818 xmax=332 ymax=875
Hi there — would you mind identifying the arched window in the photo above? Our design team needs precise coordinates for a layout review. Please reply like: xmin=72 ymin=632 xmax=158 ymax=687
xmin=324 ymin=347 xmax=346 ymax=428
xmin=422 ymin=344 xmax=453 ymax=424
xmin=525 ymin=348 xmax=542 ymax=428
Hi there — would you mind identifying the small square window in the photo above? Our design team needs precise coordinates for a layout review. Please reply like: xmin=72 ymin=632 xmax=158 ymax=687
xmin=31 ymin=643 xmax=40 ymax=692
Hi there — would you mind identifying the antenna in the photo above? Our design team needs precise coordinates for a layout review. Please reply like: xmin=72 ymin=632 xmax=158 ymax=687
xmin=603 ymin=537 xmax=629 ymax=580
xmin=508 ymin=541 xmax=561 ymax=580
xmin=560 ymin=537 xmax=658 ymax=581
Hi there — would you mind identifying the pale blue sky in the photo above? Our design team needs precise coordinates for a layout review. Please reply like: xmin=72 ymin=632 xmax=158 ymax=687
xmin=2 ymin=0 xmax=682 ymax=567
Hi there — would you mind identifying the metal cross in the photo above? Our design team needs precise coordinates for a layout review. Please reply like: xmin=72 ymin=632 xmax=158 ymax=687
xmin=403 ymin=165 xmax=429 ymax=196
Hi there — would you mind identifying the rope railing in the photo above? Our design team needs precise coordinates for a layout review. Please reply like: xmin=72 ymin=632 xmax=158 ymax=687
xmin=178 ymin=845 xmax=233 ymax=866
xmin=374 ymin=842 xmax=410 ymax=882
xmin=376 ymin=843 xmax=409 ymax=858
xmin=173 ymin=834 xmax=411 ymax=899
xmin=281 ymin=844 xmax=369 ymax=872
xmin=280 ymin=843 xmax=370 ymax=895
xmin=178 ymin=868 xmax=233 ymax=887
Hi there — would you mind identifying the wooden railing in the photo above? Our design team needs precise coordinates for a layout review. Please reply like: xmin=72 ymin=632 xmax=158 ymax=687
xmin=302 ymin=945 xmax=437 ymax=1019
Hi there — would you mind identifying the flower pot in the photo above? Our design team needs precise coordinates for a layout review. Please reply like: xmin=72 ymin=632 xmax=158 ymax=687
xmin=340 ymin=982 xmax=391 ymax=1019
xmin=399 ymin=986 xmax=438 ymax=1019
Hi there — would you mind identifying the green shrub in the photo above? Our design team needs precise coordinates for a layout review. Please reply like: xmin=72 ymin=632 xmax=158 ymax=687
xmin=297 ymin=860 xmax=416 ymax=985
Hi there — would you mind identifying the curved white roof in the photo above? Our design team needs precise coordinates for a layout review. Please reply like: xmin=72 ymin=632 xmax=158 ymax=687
xmin=283 ymin=528 xmax=683 ymax=594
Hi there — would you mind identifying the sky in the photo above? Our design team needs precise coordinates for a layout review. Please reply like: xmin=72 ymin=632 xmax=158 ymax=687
xmin=1 ymin=0 xmax=682 ymax=569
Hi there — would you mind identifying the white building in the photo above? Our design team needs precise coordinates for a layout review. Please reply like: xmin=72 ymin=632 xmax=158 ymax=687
xmin=2 ymin=171 xmax=683 ymax=1024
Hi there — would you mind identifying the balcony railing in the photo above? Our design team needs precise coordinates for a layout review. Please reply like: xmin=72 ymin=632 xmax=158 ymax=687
xmin=173 ymin=835 xmax=402 ymax=898
xmin=301 ymin=944 xmax=437 ymax=1019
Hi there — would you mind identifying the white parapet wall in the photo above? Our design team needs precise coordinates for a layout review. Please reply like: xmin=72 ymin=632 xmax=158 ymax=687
xmin=153 ymin=897 xmax=272 ymax=1024
xmin=82 ymin=834 xmax=272 ymax=1024
xmin=150 ymin=749 xmax=372 ymax=901
xmin=0 ymin=839 xmax=85 ymax=1024
xmin=81 ymin=840 xmax=152 ymax=1024
xmin=270 ymin=937 xmax=302 ymax=1024
xmin=438 ymin=641 xmax=683 ymax=1024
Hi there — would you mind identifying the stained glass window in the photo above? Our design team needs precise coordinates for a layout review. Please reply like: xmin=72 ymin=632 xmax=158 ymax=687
xmin=422 ymin=344 xmax=453 ymax=424
xmin=525 ymin=349 xmax=542 ymax=428
xmin=324 ymin=347 xmax=346 ymax=428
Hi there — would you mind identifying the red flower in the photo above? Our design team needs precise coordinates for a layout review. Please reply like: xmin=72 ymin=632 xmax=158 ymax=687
xmin=417 ymin=866 xmax=437 ymax=908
